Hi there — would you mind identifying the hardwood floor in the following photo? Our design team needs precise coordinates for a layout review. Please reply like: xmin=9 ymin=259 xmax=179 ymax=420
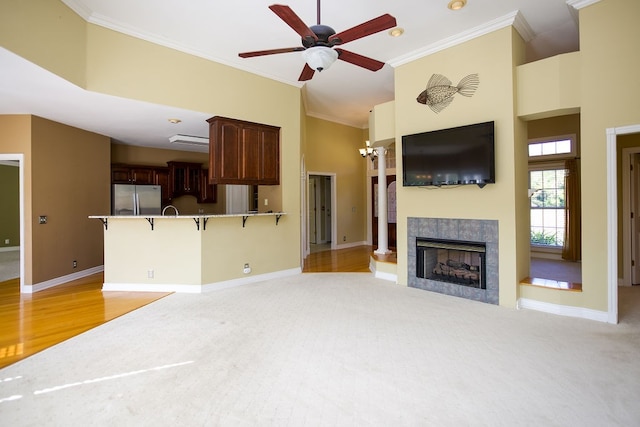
xmin=303 ymin=245 xmax=374 ymax=272
xmin=0 ymin=274 xmax=170 ymax=369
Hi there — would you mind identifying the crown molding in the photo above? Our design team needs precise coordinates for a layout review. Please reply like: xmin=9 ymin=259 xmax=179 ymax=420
xmin=566 ymin=0 xmax=602 ymax=10
xmin=61 ymin=1 xmax=303 ymax=90
xmin=389 ymin=11 xmax=527 ymax=67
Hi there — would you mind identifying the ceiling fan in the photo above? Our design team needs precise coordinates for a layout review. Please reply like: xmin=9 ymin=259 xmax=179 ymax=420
xmin=238 ymin=1 xmax=397 ymax=81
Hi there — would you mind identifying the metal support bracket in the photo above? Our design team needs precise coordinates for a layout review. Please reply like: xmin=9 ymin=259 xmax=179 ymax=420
xmin=276 ymin=214 xmax=282 ymax=226
xmin=98 ymin=217 xmax=108 ymax=230
xmin=193 ymin=217 xmax=209 ymax=231
xmin=146 ymin=218 xmax=154 ymax=230
xmin=242 ymin=216 xmax=249 ymax=228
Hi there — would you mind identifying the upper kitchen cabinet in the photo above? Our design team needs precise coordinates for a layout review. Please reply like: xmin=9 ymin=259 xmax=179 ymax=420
xmin=207 ymin=116 xmax=280 ymax=185
xmin=111 ymin=165 xmax=156 ymax=184
xmin=167 ymin=161 xmax=201 ymax=198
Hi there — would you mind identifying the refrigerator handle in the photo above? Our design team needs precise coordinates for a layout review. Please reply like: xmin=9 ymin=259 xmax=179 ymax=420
xmin=134 ymin=193 xmax=139 ymax=216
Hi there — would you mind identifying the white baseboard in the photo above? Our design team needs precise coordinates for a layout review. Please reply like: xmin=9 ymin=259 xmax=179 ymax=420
xmin=0 ymin=246 xmax=19 ymax=252
xmin=102 ymin=267 xmax=303 ymax=294
xmin=517 ymin=298 xmax=609 ymax=323
xmin=333 ymin=240 xmax=368 ymax=250
xmin=27 ymin=266 xmax=104 ymax=293
xmin=102 ymin=282 xmax=203 ymax=293
xmin=203 ymin=267 xmax=302 ymax=292
xmin=374 ymin=270 xmax=398 ymax=282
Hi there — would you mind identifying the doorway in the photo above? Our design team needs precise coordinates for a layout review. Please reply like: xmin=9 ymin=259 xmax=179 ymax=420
xmin=621 ymin=146 xmax=640 ymax=286
xmin=606 ymin=123 xmax=640 ymax=324
xmin=0 ymin=154 xmax=25 ymax=293
xmin=307 ymin=173 xmax=336 ymax=254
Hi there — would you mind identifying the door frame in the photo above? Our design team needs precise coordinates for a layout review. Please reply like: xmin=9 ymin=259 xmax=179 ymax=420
xmin=606 ymin=123 xmax=640 ymax=324
xmin=0 ymin=154 xmax=25 ymax=293
xmin=305 ymin=171 xmax=336 ymax=256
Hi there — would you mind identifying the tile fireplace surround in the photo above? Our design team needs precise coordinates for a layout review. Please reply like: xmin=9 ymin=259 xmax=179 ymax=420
xmin=408 ymin=217 xmax=499 ymax=304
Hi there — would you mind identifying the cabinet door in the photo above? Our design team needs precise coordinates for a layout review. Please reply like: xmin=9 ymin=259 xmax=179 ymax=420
xmin=199 ymin=169 xmax=217 ymax=203
xmin=261 ymin=127 xmax=280 ymax=184
xmin=154 ymin=167 xmax=170 ymax=204
xmin=168 ymin=162 xmax=201 ymax=198
xmin=241 ymin=126 xmax=261 ymax=181
xmin=131 ymin=168 xmax=155 ymax=185
xmin=112 ymin=166 xmax=133 ymax=183
xmin=219 ymin=121 xmax=241 ymax=182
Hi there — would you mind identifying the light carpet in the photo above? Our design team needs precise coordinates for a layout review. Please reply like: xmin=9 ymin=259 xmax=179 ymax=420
xmin=1 ymin=273 xmax=639 ymax=426
xmin=0 ymin=249 xmax=19 ymax=282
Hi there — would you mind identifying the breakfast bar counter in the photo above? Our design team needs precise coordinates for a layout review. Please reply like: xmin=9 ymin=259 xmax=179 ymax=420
xmin=89 ymin=212 xmax=298 ymax=293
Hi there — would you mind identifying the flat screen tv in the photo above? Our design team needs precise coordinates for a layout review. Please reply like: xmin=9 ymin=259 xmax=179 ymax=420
xmin=402 ymin=121 xmax=495 ymax=188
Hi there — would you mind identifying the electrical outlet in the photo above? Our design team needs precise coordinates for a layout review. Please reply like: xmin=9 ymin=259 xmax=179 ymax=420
xmin=73 ymin=260 xmax=77 ymax=268
xmin=148 ymin=269 xmax=154 ymax=278
xmin=243 ymin=263 xmax=251 ymax=274
xmin=264 ymin=199 xmax=268 ymax=206
xmin=39 ymin=215 xmax=47 ymax=224
xmin=4 ymin=239 xmax=9 ymax=245
xmin=343 ymin=235 xmax=346 ymax=242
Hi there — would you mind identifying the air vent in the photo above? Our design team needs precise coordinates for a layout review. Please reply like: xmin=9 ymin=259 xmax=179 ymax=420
xmin=169 ymin=134 xmax=208 ymax=146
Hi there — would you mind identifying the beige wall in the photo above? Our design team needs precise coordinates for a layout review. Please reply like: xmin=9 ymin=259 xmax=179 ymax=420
xmin=576 ymin=0 xmax=640 ymax=311
xmin=0 ymin=164 xmax=20 ymax=247
xmin=0 ymin=0 xmax=87 ymax=87
xmin=394 ymin=27 xmax=528 ymax=307
xmin=304 ymin=117 xmax=368 ymax=245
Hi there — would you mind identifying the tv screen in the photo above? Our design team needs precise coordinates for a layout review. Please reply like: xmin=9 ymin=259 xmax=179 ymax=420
xmin=402 ymin=121 xmax=495 ymax=188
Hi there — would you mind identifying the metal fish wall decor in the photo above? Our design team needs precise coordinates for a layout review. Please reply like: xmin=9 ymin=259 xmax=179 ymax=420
xmin=417 ymin=73 xmax=479 ymax=113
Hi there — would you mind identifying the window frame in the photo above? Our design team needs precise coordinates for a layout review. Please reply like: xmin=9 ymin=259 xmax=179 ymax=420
xmin=527 ymin=134 xmax=577 ymax=252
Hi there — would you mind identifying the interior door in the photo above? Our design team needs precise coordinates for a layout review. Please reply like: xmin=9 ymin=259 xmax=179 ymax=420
xmin=632 ymin=154 xmax=640 ymax=284
xmin=372 ymin=175 xmax=397 ymax=249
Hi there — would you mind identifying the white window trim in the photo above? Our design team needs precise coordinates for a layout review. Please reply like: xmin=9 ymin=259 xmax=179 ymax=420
xmin=528 ymin=133 xmax=578 ymax=162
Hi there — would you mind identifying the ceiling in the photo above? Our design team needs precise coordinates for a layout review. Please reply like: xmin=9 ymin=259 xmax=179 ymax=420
xmin=0 ymin=0 xmax=581 ymax=153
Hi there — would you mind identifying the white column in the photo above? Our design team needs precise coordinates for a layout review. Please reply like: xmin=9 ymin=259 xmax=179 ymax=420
xmin=374 ymin=147 xmax=391 ymax=255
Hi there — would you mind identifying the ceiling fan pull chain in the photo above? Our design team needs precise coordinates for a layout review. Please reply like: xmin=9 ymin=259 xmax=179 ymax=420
xmin=317 ymin=0 xmax=321 ymax=25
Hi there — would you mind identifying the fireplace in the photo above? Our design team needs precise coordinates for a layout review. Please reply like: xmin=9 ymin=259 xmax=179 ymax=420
xmin=408 ymin=217 xmax=498 ymax=304
xmin=416 ymin=238 xmax=486 ymax=289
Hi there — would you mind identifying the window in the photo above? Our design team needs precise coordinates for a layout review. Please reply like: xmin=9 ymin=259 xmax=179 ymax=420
xmin=528 ymin=135 xmax=576 ymax=248
xmin=529 ymin=167 xmax=565 ymax=247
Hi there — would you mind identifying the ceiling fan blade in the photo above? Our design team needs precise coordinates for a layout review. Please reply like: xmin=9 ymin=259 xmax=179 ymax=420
xmin=269 ymin=5 xmax=318 ymax=43
xmin=329 ymin=14 xmax=397 ymax=45
xmin=298 ymin=64 xmax=316 ymax=81
xmin=335 ymin=48 xmax=386 ymax=71
xmin=239 ymin=47 xmax=305 ymax=58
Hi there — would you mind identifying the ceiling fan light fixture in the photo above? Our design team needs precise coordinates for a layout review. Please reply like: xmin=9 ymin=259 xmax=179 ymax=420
xmin=448 ymin=0 xmax=467 ymax=10
xmin=303 ymin=46 xmax=339 ymax=72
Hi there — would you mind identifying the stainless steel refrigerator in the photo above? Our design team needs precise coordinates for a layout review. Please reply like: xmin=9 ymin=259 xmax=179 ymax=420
xmin=112 ymin=184 xmax=162 ymax=216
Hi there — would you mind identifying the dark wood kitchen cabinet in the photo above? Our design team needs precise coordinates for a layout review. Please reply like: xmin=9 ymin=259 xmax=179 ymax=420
xmin=111 ymin=165 xmax=156 ymax=184
xmin=167 ymin=161 xmax=201 ymax=198
xmin=199 ymin=169 xmax=217 ymax=203
xmin=207 ymin=116 xmax=280 ymax=185
xmin=154 ymin=167 xmax=171 ymax=204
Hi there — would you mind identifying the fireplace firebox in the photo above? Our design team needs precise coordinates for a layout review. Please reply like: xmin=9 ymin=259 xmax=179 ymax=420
xmin=416 ymin=238 xmax=486 ymax=289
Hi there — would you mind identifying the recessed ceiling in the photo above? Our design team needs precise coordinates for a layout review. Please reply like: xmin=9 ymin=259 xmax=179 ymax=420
xmin=0 ymin=0 xmax=582 ymax=152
